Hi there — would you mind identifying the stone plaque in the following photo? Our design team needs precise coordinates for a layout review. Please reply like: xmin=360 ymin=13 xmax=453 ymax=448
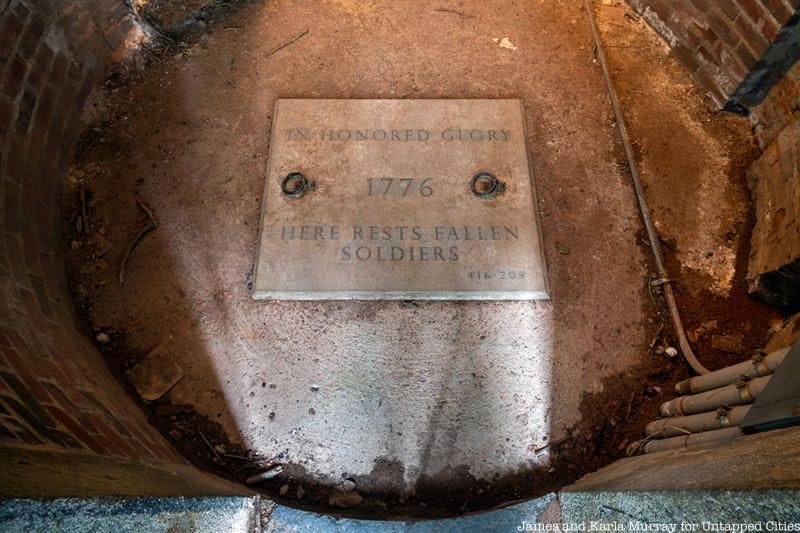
xmin=252 ymin=99 xmax=549 ymax=300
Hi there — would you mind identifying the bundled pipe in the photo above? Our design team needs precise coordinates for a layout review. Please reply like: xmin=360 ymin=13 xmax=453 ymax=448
xmin=642 ymin=427 xmax=743 ymax=454
xmin=645 ymin=405 xmax=750 ymax=438
xmin=660 ymin=374 xmax=771 ymax=417
xmin=674 ymin=347 xmax=789 ymax=395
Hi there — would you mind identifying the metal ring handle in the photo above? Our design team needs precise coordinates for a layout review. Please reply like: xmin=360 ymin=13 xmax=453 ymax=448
xmin=281 ymin=172 xmax=309 ymax=198
xmin=471 ymin=172 xmax=504 ymax=198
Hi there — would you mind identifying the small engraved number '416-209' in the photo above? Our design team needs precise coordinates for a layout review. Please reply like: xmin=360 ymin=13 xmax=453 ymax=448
xmin=469 ymin=271 xmax=526 ymax=280
xmin=367 ymin=177 xmax=433 ymax=197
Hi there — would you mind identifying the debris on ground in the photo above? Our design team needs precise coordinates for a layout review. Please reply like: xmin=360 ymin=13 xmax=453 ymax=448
xmin=555 ymin=242 xmax=571 ymax=255
xmin=433 ymin=8 xmax=474 ymax=18
xmin=688 ymin=319 xmax=718 ymax=343
xmin=123 ymin=345 xmax=185 ymax=401
xmin=492 ymin=37 xmax=518 ymax=51
xmin=328 ymin=479 xmax=364 ymax=508
xmin=265 ymin=29 xmax=308 ymax=58
xmin=93 ymin=232 xmax=114 ymax=254
xmin=246 ymin=466 xmax=283 ymax=485
xmin=711 ymin=334 xmax=744 ymax=354
xmin=119 ymin=198 xmax=159 ymax=286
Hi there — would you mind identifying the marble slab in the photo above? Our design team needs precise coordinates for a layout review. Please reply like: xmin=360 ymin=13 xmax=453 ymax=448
xmin=252 ymin=99 xmax=549 ymax=300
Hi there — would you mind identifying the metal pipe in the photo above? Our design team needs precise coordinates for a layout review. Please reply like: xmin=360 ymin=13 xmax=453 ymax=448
xmin=645 ymin=405 xmax=750 ymax=438
xmin=583 ymin=0 xmax=709 ymax=375
xmin=660 ymin=374 xmax=771 ymax=417
xmin=674 ymin=347 xmax=789 ymax=395
xmin=643 ymin=426 xmax=743 ymax=454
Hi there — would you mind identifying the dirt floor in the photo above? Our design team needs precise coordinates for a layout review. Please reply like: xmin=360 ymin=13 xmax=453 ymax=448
xmin=62 ymin=0 xmax=784 ymax=519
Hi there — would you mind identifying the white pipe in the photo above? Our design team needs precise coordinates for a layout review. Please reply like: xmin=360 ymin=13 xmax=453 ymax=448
xmin=643 ymin=427 xmax=743 ymax=454
xmin=645 ymin=405 xmax=750 ymax=438
xmin=674 ymin=347 xmax=788 ymax=395
xmin=660 ymin=375 xmax=771 ymax=417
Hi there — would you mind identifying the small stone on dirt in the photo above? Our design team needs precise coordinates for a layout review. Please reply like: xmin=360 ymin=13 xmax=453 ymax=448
xmin=328 ymin=482 xmax=363 ymax=508
xmin=555 ymin=242 xmax=571 ymax=255
xmin=664 ymin=346 xmax=678 ymax=358
xmin=493 ymin=36 xmax=518 ymax=51
xmin=93 ymin=232 xmax=114 ymax=254
xmin=96 ymin=332 xmax=110 ymax=344
xmin=123 ymin=345 xmax=185 ymax=401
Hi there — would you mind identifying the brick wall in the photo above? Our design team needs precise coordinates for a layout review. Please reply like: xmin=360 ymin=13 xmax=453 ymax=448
xmin=746 ymin=116 xmax=800 ymax=309
xmin=0 ymin=0 xmax=180 ymax=463
xmin=752 ymin=59 xmax=800 ymax=147
xmin=627 ymin=0 xmax=800 ymax=112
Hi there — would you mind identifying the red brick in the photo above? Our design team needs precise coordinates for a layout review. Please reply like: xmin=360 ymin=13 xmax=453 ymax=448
xmin=45 ymin=404 xmax=108 ymax=454
xmin=720 ymin=48 xmax=749 ymax=80
xmin=708 ymin=9 xmax=744 ymax=48
xmin=81 ymin=390 xmax=133 ymax=438
xmin=763 ymin=15 xmax=780 ymax=40
xmin=734 ymin=41 xmax=759 ymax=69
xmin=15 ymin=86 xmax=36 ymax=133
xmin=733 ymin=13 xmax=771 ymax=55
xmin=41 ymin=381 xmax=99 ymax=433
xmin=11 ymin=2 xmax=30 ymax=21
xmin=48 ymin=53 xmax=68 ymax=87
xmin=3 ymin=55 xmax=27 ymax=100
xmin=690 ymin=0 xmax=712 ymax=12
xmin=27 ymin=273 xmax=55 ymax=320
xmin=0 ymin=96 xmax=14 ymax=137
xmin=18 ymin=15 xmax=46 ymax=58
xmin=670 ymin=43 xmax=702 ymax=73
xmin=4 ymin=136 xmax=27 ymax=183
xmin=26 ymin=44 xmax=54 ymax=89
xmin=3 ymin=218 xmax=27 ymax=281
xmin=1 ymin=393 xmax=81 ymax=448
xmin=0 ymin=369 xmax=52 ymax=420
xmin=765 ymin=1 xmax=792 ymax=24
xmin=2 ymin=179 xmax=22 ymax=234
xmin=720 ymin=0 xmax=742 ymax=22
xmin=1 ymin=415 xmax=43 ymax=444
xmin=89 ymin=414 xmax=139 ymax=458
xmin=31 ymin=84 xmax=56 ymax=133
xmin=0 ymin=347 xmax=52 ymax=404
xmin=737 ymin=0 xmax=771 ymax=25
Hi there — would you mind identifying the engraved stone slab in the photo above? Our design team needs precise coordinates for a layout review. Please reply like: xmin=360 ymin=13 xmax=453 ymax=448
xmin=253 ymin=99 xmax=549 ymax=300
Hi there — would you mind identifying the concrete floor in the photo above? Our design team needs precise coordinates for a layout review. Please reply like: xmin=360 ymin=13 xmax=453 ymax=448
xmin=65 ymin=0 xmax=761 ymax=513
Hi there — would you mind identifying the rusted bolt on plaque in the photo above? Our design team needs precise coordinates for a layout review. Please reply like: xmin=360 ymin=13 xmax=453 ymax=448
xmin=252 ymin=99 xmax=549 ymax=300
